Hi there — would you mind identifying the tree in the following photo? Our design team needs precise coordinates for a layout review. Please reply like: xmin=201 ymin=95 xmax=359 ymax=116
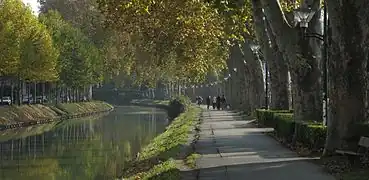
xmin=97 ymin=0 xmax=228 ymax=84
xmin=0 ymin=0 xmax=58 ymax=80
xmin=260 ymin=0 xmax=323 ymax=122
xmin=39 ymin=10 xmax=101 ymax=89
xmin=251 ymin=0 xmax=289 ymax=110
xmin=0 ymin=0 xmax=59 ymax=105
xmin=38 ymin=0 xmax=150 ymax=84
xmin=19 ymin=17 xmax=59 ymax=82
xmin=323 ymin=0 xmax=369 ymax=155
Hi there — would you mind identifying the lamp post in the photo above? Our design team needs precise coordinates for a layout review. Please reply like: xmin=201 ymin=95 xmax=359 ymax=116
xmin=293 ymin=4 xmax=328 ymax=126
xmin=251 ymin=44 xmax=267 ymax=109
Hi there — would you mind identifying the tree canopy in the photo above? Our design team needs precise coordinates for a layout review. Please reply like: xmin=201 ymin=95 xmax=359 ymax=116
xmin=0 ymin=0 xmax=58 ymax=82
xmin=97 ymin=0 xmax=230 ymax=83
xmin=39 ymin=10 xmax=102 ymax=88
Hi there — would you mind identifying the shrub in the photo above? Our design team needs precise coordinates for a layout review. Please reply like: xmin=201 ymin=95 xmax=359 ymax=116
xmin=255 ymin=109 xmax=327 ymax=151
xmin=274 ymin=113 xmax=295 ymax=141
xmin=167 ymin=95 xmax=190 ymax=120
xmin=255 ymin=109 xmax=293 ymax=128
xmin=295 ymin=123 xmax=326 ymax=150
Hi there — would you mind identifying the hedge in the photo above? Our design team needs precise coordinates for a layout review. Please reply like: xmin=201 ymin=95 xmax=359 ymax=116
xmin=256 ymin=109 xmax=369 ymax=152
xmin=255 ymin=109 xmax=326 ymax=151
xmin=167 ymin=95 xmax=191 ymax=120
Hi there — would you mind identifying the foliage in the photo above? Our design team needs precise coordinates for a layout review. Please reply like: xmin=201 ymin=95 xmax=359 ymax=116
xmin=167 ymin=95 xmax=191 ymax=119
xmin=38 ymin=0 xmax=133 ymax=82
xmin=255 ymin=109 xmax=326 ymax=152
xmin=206 ymin=0 xmax=254 ymax=42
xmin=122 ymin=103 xmax=200 ymax=179
xmin=185 ymin=153 xmax=200 ymax=169
xmin=139 ymin=104 xmax=199 ymax=160
xmin=0 ymin=0 xmax=59 ymax=81
xmin=126 ymin=160 xmax=180 ymax=180
xmin=39 ymin=10 xmax=102 ymax=88
xmin=36 ymin=0 xmax=303 ymax=86
xmin=280 ymin=0 xmax=301 ymax=12
xmin=97 ymin=0 xmax=228 ymax=84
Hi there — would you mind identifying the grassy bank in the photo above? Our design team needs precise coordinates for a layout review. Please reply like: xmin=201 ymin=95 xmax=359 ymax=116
xmin=0 ymin=101 xmax=113 ymax=126
xmin=55 ymin=101 xmax=113 ymax=115
xmin=120 ymin=97 xmax=201 ymax=180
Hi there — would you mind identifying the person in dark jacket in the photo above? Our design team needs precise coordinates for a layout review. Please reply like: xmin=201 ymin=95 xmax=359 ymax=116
xmin=216 ymin=95 xmax=221 ymax=110
xmin=206 ymin=96 xmax=211 ymax=109
xmin=220 ymin=95 xmax=227 ymax=110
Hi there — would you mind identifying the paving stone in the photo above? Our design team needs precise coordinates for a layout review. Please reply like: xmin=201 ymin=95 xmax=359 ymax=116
xmin=192 ymin=106 xmax=336 ymax=180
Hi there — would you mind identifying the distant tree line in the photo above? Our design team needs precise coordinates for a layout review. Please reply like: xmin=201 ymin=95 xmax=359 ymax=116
xmin=0 ymin=0 xmax=124 ymax=105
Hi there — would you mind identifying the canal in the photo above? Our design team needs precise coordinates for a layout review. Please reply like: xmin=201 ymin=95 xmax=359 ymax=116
xmin=0 ymin=106 xmax=168 ymax=180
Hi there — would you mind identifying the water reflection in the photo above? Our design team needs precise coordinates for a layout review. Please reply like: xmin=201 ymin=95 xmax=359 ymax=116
xmin=0 ymin=106 xmax=167 ymax=180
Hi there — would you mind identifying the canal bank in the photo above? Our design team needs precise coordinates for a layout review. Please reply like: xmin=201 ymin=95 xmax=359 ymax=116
xmin=0 ymin=101 xmax=113 ymax=130
xmin=130 ymin=99 xmax=170 ymax=111
xmin=121 ymin=97 xmax=201 ymax=179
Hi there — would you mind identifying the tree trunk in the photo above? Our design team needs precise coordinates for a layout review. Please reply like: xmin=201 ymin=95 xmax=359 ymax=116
xmin=0 ymin=81 xmax=4 ymax=104
xmin=27 ymin=83 xmax=31 ymax=104
xmin=55 ymin=83 xmax=59 ymax=104
xmin=11 ymin=80 xmax=14 ymax=104
xmin=17 ymin=76 xmax=21 ymax=105
xmin=245 ymin=44 xmax=265 ymax=110
xmin=324 ymin=1 xmax=369 ymax=155
xmin=33 ymin=82 xmax=36 ymax=104
xmin=236 ymin=42 xmax=265 ymax=111
xmin=251 ymin=0 xmax=289 ymax=110
xmin=42 ymin=83 xmax=45 ymax=101
xmin=227 ymin=45 xmax=242 ymax=108
xmin=260 ymin=0 xmax=322 ymax=121
xmin=241 ymin=71 xmax=251 ymax=112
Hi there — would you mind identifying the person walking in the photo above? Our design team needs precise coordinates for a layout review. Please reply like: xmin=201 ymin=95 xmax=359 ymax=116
xmin=220 ymin=94 xmax=227 ymax=110
xmin=212 ymin=96 xmax=217 ymax=109
xmin=216 ymin=95 xmax=221 ymax=110
xmin=206 ymin=96 xmax=211 ymax=109
xmin=197 ymin=96 xmax=203 ymax=106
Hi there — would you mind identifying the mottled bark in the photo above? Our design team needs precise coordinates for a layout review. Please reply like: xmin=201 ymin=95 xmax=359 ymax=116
xmin=232 ymin=46 xmax=245 ymax=109
xmin=242 ymin=42 xmax=265 ymax=110
xmin=260 ymin=0 xmax=322 ymax=121
xmin=226 ymin=43 xmax=264 ymax=112
xmin=251 ymin=0 xmax=289 ymax=110
xmin=324 ymin=1 xmax=369 ymax=154
xmin=266 ymin=23 xmax=290 ymax=110
xmin=226 ymin=45 xmax=241 ymax=108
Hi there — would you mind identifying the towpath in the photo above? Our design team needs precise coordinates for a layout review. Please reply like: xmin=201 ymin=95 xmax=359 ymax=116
xmin=183 ymin=107 xmax=335 ymax=180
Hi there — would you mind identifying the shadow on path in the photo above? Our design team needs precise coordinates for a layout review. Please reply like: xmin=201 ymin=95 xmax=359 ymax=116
xmin=181 ymin=106 xmax=336 ymax=180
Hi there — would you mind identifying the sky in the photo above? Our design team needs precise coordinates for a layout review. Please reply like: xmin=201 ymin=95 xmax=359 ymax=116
xmin=22 ymin=0 xmax=39 ymax=14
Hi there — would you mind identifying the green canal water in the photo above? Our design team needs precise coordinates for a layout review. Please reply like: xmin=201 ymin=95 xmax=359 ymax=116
xmin=0 ymin=106 xmax=168 ymax=180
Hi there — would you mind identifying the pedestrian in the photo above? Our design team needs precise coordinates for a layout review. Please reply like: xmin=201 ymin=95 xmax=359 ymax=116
xmin=220 ymin=94 xmax=227 ymax=110
xmin=206 ymin=96 xmax=211 ymax=109
xmin=212 ymin=96 xmax=217 ymax=109
xmin=216 ymin=95 xmax=221 ymax=110
xmin=197 ymin=96 xmax=203 ymax=106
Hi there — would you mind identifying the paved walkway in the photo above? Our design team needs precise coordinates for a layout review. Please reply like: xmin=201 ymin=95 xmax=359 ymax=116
xmin=190 ymin=107 xmax=335 ymax=180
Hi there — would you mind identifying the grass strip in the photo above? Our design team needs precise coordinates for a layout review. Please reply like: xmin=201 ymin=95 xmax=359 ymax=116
xmin=122 ymin=105 xmax=200 ymax=180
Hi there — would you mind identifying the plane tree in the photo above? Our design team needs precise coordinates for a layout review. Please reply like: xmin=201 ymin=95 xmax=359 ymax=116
xmin=39 ymin=10 xmax=102 ymax=102
xmin=0 ymin=0 xmax=59 ymax=104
